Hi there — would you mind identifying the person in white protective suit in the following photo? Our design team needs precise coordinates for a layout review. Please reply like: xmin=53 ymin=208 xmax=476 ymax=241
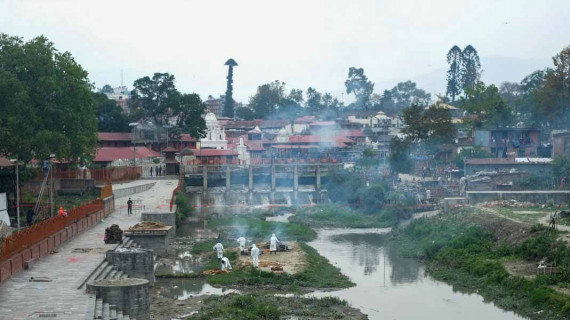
xmin=213 ymin=241 xmax=224 ymax=259
xmin=251 ymin=244 xmax=260 ymax=267
xmin=221 ymin=256 xmax=232 ymax=272
xmin=270 ymin=233 xmax=279 ymax=255
xmin=237 ymin=235 xmax=246 ymax=254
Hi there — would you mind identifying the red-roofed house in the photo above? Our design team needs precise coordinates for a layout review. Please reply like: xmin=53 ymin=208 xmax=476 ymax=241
xmin=93 ymin=147 xmax=163 ymax=167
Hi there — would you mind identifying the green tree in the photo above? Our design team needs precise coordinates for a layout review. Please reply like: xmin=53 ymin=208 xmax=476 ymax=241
xmin=402 ymin=104 xmax=456 ymax=151
xmin=288 ymin=89 xmax=304 ymax=105
xmin=130 ymin=72 xmax=181 ymax=125
xmin=223 ymin=58 xmax=238 ymax=118
xmin=358 ymin=183 xmax=387 ymax=214
xmin=94 ymin=92 xmax=130 ymax=132
xmin=376 ymin=81 xmax=431 ymax=115
xmin=175 ymin=93 xmax=207 ymax=139
xmin=345 ymin=67 xmax=374 ymax=110
xmin=0 ymin=34 xmax=97 ymax=163
xmin=460 ymin=81 xmax=512 ymax=128
xmin=235 ymin=106 xmax=254 ymax=120
xmin=535 ymin=46 xmax=570 ymax=128
xmin=306 ymin=87 xmax=323 ymax=113
xmin=446 ymin=45 xmax=463 ymax=101
xmin=461 ymin=45 xmax=481 ymax=92
xmin=101 ymin=84 xmax=113 ymax=94
xmin=389 ymin=137 xmax=412 ymax=174
xmin=249 ymin=80 xmax=287 ymax=118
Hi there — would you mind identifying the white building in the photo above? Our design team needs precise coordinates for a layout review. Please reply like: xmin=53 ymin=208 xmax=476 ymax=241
xmin=200 ymin=113 xmax=228 ymax=149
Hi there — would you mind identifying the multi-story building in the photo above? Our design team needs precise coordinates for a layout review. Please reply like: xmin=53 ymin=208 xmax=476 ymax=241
xmin=103 ymin=86 xmax=131 ymax=113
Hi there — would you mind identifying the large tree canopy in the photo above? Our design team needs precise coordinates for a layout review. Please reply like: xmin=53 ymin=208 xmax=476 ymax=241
xmin=345 ymin=67 xmax=374 ymax=110
xmin=94 ymin=92 xmax=130 ymax=132
xmin=460 ymin=81 xmax=512 ymax=128
xmin=130 ymin=73 xmax=206 ymax=140
xmin=0 ymin=34 xmax=97 ymax=163
xmin=375 ymin=81 xmax=431 ymax=115
xmin=446 ymin=45 xmax=463 ymax=101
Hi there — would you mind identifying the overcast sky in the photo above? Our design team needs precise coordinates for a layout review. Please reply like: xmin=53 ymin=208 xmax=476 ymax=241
xmin=1 ymin=0 xmax=569 ymax=103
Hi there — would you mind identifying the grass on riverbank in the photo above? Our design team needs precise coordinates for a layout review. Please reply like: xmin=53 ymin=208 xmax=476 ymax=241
xmin=184 ymin=293 xmax=364 ymax=320
xmin=290 ymin=204 xmax=396 ymax=228
xmin=388 ymin=207 xmax=570 ymax=320
xmin=207 ymin=214 xmax=317 ymax=242
xmin=203 ymin=242 xmax=354 ymax=289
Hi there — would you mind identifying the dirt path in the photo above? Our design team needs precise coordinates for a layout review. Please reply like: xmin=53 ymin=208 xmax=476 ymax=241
xmin=237 ymin=241 xmax=307 ymax=274
xmin=480 ymin=206 xmax=570 ymax=243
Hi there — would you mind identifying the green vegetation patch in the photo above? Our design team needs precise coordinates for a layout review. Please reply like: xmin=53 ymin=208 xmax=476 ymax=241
xmin=185 ymin=293 xmax=356 ymax=320
xmin=291 ymin=204 xmax=400 ymax=228
xmin=208 ymin=215 xmax=316 ymax=242
xmin=387 ymin=207 xmax=570 ymax=320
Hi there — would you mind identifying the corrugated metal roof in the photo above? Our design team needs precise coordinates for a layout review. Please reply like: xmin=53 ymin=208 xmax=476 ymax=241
xmin=98 ymin=132 xmax=132 ymax=141
xmin=465 ymin=157 xmax=552 ymax=165
xmin=94 ymin=147 xmax=163 ymax=162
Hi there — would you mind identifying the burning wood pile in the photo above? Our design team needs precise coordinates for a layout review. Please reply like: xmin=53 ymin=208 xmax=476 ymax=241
xmin=128 ymin=221 xmax=166 ymax=230
xmin=104 ymin=224 xmax=123 ymax=244
xmin=264 ymin=241 xmax=289 ymax=252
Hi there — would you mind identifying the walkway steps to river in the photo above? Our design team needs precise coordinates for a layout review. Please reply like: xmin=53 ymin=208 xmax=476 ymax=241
xmin=0 ymin=179 xmax=176 ymax=320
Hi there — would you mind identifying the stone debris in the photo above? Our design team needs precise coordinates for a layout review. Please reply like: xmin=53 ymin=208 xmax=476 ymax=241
xmin=481 ymin=200 xmax=537 ymax=208
xmin=128 ymin=221 xmax=167 ymax=230
xmin=104 ymin=224 xmax=123 ymax=244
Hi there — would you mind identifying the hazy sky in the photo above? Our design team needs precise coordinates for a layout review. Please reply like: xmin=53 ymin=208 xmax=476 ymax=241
xmin=1 ymin=0 xmax=569 ymax=103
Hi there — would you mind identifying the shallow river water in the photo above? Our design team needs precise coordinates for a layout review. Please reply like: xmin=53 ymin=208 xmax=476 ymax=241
xmin=307 ymin=228 xmax=526 ymax=320
xmin=156 ymin=227 xmax=527 ymax=319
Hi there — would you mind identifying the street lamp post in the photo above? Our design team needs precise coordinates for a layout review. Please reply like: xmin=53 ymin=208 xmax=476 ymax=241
xmin=10 ymin=159 xmax=20 ymax=230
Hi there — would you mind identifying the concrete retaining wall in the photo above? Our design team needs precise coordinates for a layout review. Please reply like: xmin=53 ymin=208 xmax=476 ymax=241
xmin=124 ymin=228 xmax=172 ymax=257
xmin=467 ymin=191 xmax=570 ymax=205
xmin=0 ymin=196 xmax=115 ymax=283
xmin=113 ymin=182 xmax=156 ymax=199
xmin=87 ymin=278 xmax=150 ymax=320
xmin=106 ymin=248 xmax=155 ymax=285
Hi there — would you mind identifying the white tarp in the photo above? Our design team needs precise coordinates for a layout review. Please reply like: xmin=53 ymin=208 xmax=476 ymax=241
xmin=0 ymin=193 xmax=9 ymax=226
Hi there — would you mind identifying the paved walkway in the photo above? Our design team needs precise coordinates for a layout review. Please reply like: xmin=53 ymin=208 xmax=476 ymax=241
xmin=0 ymin=179 xmax=177 ymax=320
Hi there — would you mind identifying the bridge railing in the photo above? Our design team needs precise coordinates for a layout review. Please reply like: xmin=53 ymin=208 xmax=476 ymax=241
xmin=0 ymin=198 xmax=103 ymax=261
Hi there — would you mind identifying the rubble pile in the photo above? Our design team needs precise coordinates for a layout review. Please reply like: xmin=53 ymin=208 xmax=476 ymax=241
xmin=481 ymin=200 xmax=537 ymax=208
xmin=104 ymin=224 xmax=123 ymax=244
xmin=128 ymin=221 xmax=167 ymax=230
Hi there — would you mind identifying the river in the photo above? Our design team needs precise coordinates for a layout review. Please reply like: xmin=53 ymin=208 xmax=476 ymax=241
xmin=156 ymin=226 xmax=526 ymax=319
xmin=307 ymin=228 xmax=526 ymax=320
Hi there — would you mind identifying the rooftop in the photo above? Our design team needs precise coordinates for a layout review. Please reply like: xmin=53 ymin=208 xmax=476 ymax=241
xmin=465 ymin=157 xmax=552 ymax=165
xmin=94 ymin=147 xmax=163 ymax=162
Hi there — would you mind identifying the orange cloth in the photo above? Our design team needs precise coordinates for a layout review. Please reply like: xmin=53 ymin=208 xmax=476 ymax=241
xmin=58 ymin=207 xmax=65 ymax=216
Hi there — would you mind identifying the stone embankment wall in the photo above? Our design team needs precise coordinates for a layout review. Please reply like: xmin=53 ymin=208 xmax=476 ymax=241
xmin=113 ymin=182 xmax=156 ymax=199
xmin=467 ymin=191 xmax=570 ymax=205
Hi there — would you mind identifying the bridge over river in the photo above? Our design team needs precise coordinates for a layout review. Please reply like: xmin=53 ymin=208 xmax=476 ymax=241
xmin=183 ymin=164 xmax=344 ymax=208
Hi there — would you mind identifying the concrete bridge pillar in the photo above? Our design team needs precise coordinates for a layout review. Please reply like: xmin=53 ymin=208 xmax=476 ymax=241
xmin=294 ymin=165 xmax=298 ymax=191
xmin=248 ymin=165 xmax=254 ymax=192
xmin=271 ymin=165 xmax=276 ymax=191
xmin=202 ymin=166 xmax=208 ymax=192
xmin=316 ymin=165 xmax=321 ymax=191
xmin=225 ymin=165 xmax=231 ymax=191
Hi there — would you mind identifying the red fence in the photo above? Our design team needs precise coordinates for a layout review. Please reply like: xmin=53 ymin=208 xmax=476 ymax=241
xmin=0 ymin=199 xmax=103 ymax=261
xmin=35 ymin=166 xmax=142 ymax=184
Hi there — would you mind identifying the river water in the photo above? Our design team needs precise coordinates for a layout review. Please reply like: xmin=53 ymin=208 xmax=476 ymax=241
xmin=156 ymin=226 xmax=526 ymax=319
xmin=307 ymin=228 xmax=526 ymax=320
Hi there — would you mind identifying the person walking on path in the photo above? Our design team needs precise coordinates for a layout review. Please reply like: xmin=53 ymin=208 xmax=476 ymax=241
xmin=127 ymin=198 xmax=133 ymax=215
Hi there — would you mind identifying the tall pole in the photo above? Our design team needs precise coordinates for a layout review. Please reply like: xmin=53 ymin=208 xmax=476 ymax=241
xmin=15 ymin=162 xmax=20 ymax=231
